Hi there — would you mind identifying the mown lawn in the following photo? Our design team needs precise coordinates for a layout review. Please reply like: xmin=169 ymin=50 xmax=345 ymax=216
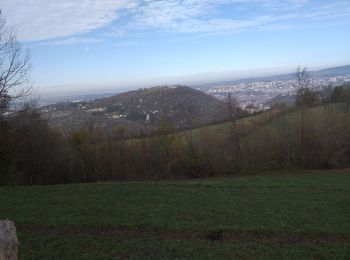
xmin=0 ymin=170 xmax=349 ymax=259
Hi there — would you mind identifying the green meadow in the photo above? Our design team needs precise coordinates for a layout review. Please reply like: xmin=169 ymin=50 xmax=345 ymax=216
xmin=1 ymin=170 xmax=349 ymax=259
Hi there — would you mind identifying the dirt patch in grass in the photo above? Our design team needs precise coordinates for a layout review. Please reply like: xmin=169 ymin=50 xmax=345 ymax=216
xmin=17 ymin=223 xmax=350 ymax=245
xmin=334 ymin=168 xmax=350 ymax=172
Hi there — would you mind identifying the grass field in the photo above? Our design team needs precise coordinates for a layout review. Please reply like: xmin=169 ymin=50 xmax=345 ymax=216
xmin=1 ymin=170 xmax=350 ymax=259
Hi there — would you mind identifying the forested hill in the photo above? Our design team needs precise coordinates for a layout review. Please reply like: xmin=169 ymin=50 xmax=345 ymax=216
xmin=42 ymin=85 xmax=225 ymax=136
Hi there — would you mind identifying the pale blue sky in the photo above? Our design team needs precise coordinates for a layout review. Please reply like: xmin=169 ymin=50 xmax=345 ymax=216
xmin=2 ymin=0 xmax=350 ymax=96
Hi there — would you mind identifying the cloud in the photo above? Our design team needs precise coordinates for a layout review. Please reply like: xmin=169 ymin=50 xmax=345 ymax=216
xmin=164 ymin=16 xmax=275 ymax=33
xmin=40 ymin=37 xmax=103 ymax=46
xmin=2 ymin=0 xmax=349 ymax=43
xmin=129 ymin=0 xmax=350 ymax=34
xmin=1 ymin=0 xmax=137 ymax=41
xmin=130 ymin=0 xmax=308 ymax=28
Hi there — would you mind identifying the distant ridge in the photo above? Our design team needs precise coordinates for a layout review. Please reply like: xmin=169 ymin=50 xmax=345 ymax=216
xmin=312 ymin=65 xmax=350 ymax=77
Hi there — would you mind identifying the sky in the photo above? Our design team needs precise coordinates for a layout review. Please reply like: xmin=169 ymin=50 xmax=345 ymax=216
xmin=2 ymin=0 xmax=350 ymax=96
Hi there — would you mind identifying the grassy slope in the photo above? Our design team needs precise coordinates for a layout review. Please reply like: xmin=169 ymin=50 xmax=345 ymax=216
xmin=126 ymin=107 xmax=281 ymax=149
xmin=191 ymin=103 xmax=348 ymax=142
xmin=128 ymin=103 xmax=346 ymax=148
xmin=0 ymin=170 xmax=349 ymax=259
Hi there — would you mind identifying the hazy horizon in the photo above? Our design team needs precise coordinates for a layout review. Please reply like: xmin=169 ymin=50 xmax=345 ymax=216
xmin=36 ymin=63 xmax=345 ymax=97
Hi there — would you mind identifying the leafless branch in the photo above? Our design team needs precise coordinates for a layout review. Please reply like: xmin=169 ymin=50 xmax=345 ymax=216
xmin=0 ymin=12 xmax=32 ymax=115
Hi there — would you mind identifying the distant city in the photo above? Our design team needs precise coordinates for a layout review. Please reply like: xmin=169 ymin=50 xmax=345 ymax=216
xmin=205 ymin=74 xmax=350 ymax=110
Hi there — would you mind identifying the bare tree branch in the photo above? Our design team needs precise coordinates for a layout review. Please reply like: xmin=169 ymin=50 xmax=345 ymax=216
xmin=0 ymin=12 xmax=32 ymax=116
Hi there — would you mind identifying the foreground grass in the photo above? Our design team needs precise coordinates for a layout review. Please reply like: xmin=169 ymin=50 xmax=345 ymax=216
xmin=0 ymin=170 xmax=350 ymax=259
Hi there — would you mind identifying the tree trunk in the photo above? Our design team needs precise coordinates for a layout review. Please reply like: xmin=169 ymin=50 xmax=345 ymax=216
xmin=300 ymin=106 xmax=306 ymax=168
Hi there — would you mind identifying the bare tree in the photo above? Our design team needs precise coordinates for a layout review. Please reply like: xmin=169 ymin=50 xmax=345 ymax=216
xmin=274 ymin=102 xmax=293 ymax=168
xmin=225 ymin=93 xmax=242 ymax=172
xmin=0 ymin=12 xmax=31 ymax=116
xmin=182 ymin=103 xmax=198 ymax=158
xmin=295 ymin=66 xmax=312 ymax=167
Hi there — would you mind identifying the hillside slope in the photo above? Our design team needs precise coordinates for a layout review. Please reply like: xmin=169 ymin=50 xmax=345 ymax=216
xmin=124 ymin=102 xmax=350 ymax=175
xmin=43 ymin=85 xmax=225 ymax=136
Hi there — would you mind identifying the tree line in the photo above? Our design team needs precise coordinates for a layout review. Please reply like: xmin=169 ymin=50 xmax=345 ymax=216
xmin=1 ymin=81 xmax=349 ymax=185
